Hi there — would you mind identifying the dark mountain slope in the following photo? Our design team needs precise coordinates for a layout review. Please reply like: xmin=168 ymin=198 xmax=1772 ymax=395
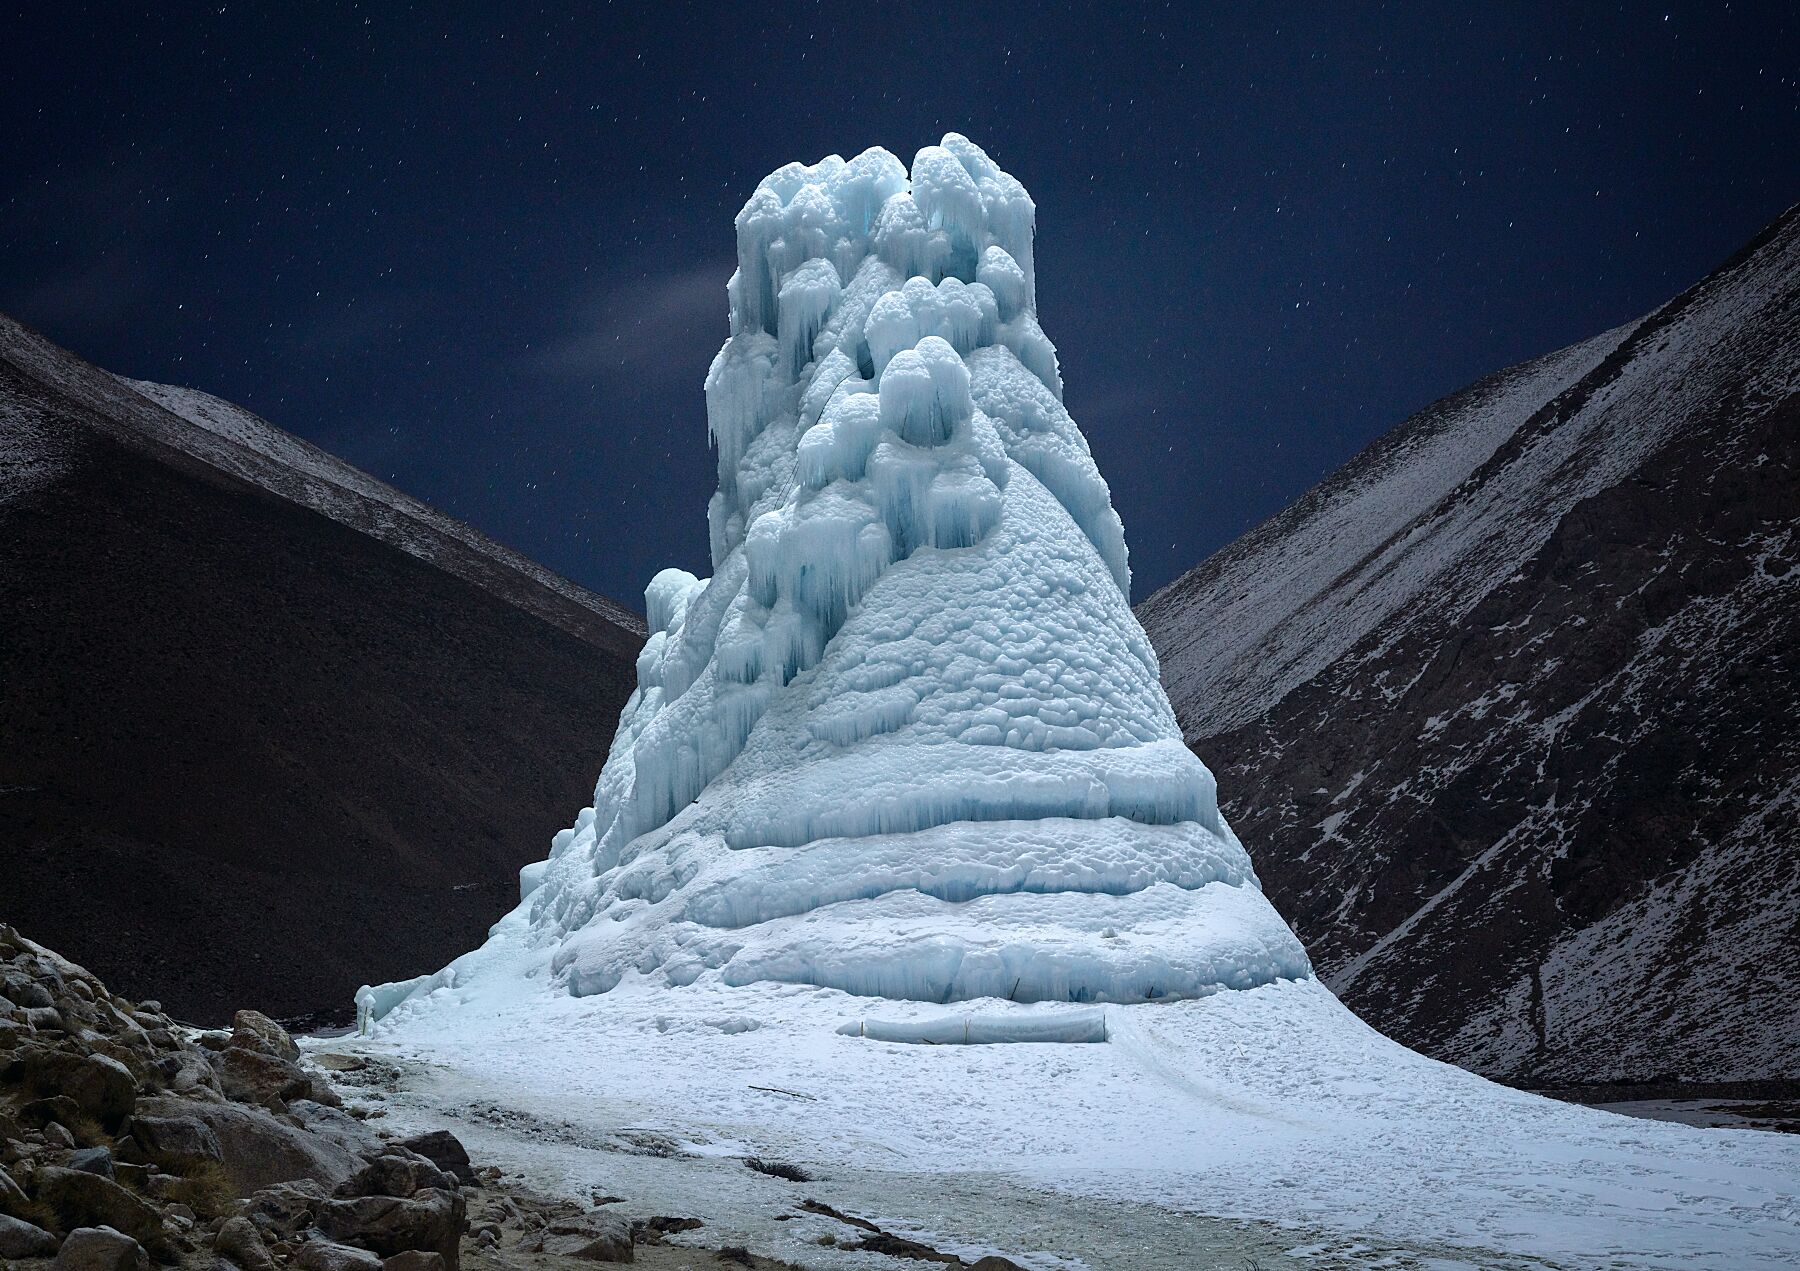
xmin=0 ymin=312 xmax=645 ymax=1024
xmin=1139 ymin=207 xmax=1800 ymax=1085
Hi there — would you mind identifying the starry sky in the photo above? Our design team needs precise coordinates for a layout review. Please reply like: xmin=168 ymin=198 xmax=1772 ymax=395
xmin=5 ymin=4 xmax=1797 ymax=607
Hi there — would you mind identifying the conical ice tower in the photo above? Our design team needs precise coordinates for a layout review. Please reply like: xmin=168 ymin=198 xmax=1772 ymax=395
xmin=361 ymin=135 xmax=1309 ymax=1028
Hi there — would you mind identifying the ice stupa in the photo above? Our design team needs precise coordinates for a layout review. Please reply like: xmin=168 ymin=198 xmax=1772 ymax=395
xmin=350 ymin=140 xmax=1800 ymax=1270
xmin=360 ymin=134 xmax=1308 ymax=1027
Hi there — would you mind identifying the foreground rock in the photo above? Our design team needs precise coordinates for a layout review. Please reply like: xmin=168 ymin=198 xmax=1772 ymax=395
xmin=3 ymin=924 xmax=920 ymax=1270
xmin=516 ymin=1210 xmax=634 ymax=1262
xmin=0 ymin=1211 xmax=60 ymax=1258
xmin=390 ymin=1134 xmax=472 ymax=1188
xmin=32 ymin=1167 xmax=168 ymax=1256
xmin=0 ymin=925 xmax=472 ymax=1271
xmin=132 ymin=1096 xmax=362 ymax=1196
xmin=53 ymin=1225 xmax=150 ymax=1271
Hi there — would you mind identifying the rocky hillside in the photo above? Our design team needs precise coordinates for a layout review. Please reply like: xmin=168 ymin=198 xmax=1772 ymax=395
xmin=1139 ymin=206 xmax=1800 ymax=1086
xmin=0 ymin=313 xmax=645 ymax=1026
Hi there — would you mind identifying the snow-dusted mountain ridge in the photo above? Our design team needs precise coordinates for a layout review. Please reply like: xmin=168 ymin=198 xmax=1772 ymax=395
xmin=1 ymin=311 xmax=643 ymax=1020
xmin=1140 ymin=203 xmax=1800 ymax=1085
xmin=124 ymin=377 xmax=646 ymax=648
xmin=2 ymin=310 xmax=642 ymax=650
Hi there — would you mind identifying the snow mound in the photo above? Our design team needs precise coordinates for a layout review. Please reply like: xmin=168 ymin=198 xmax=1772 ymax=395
xmin=360 ymin=135 xmax=1306 ymax=1027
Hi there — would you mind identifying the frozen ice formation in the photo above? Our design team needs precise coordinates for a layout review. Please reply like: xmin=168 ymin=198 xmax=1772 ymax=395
xmin=360 ymin=136 xmax=1310 ymax=1029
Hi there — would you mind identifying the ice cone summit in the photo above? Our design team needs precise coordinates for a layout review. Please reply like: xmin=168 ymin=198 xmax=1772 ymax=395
xmin=362 ymin=136 xmax=1309 ymax=1026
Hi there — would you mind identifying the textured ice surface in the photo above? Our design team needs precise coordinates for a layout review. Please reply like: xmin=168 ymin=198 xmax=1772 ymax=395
xmin=359 ymin=135 xmax=1306 ymax=1024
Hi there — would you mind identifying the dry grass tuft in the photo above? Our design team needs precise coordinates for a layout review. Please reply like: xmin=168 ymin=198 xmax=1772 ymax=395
xmin=165 ymin=1162 xmax=237 ymax=1219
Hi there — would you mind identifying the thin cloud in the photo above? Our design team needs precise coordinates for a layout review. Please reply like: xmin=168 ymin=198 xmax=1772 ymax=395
xmin=533 ymin=262 xmax=732 ymax=378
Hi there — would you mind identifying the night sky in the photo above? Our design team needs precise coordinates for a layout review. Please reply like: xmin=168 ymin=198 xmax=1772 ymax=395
xmin=5 ymin=4 xmax=1796 ymax=607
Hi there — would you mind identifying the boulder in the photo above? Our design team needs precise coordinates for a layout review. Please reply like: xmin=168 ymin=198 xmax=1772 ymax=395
xmin=0 ymin=973 xmax=55 ymax=1010
xmin=54 ymin=1226 xmax=148 ymax=1271
xmin=214 ymin=1048 xmax=339 ymax=1113
xmin=10 ymin=1046 xmax=138 ymax=1125
xmin=394 ymin=1134 xmax=473 ymax=1187
xmin=334 ymin=1151 xmax=454 ymax=1201
xmin=128 ymin=1114 xmax=224 ymax=1174
xmin=521 ymin=1214 xmax=633 ymax=1263
xmin=0 ymin=1162 xmax=32 ymax=1217
xmin=314 ymin=1188 xmax=464 ymax=1271
xmin=160 ymin=1055 xmax=223 ymax=1100
xmin=213 ymin=1216 xmax=278 ymax=1271
xmin=19 ymin=1095 xmax=84 ymax=1129
xmin=44 ymin=1120 xmax=78 ymax=1147
xmin=134 ymin=1097 xmax=358 ymax=1195
xmin=287 ymin=1102 xmax=382 ymax=1160
xmin=69 ymin=1147 xmax=115 ymax=1178
xmin=568 ymin=1228 xmax=633 ymax=1263
xmin=23 ymin=1005 xmax=67 ymax=1033
xmin=33 ymin=1167 xmax=164 ymax=1251
xmin=143 ymin=1176 xmax=184 ymax=1202
xmin=230 ymin=1013 xmax=300 ymax=1063
xmin=295 ymin=1241 xmax=382 ymax=1271
xmin=241 ymin=1181 xmax=328 ymax=1239
xmin=380 ymin=1253 xmax=445 ymax=1271
xmin=0 ymin=1211 xmax=60 ymax=1258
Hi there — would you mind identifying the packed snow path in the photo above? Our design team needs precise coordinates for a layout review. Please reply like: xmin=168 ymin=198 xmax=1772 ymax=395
xmin=357 ymin=139 xmax=1800 ymax=1267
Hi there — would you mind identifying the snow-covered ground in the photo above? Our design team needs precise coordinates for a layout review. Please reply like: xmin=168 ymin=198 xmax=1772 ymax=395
xmin=0 ymin=392 xmax=71 ymax=507
xmin=329 ymin=960 xmax=1800 ymax=1270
